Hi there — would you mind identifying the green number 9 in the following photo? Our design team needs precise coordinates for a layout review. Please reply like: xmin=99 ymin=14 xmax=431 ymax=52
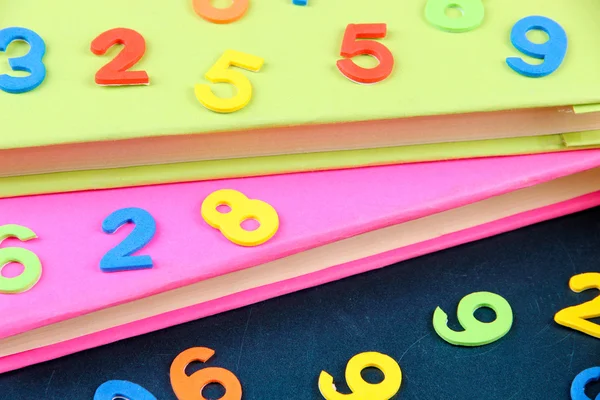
xmin=433 ymin=291 xmax=513 ymax=346
xmin=425 ymin=0 xmax=485 ymax=33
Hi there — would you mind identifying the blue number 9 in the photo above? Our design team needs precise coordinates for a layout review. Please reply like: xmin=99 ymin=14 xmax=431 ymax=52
xmin=570 ymin=367 xmax=600 ymax=400
xmin=506 ymin=16 xmax=567 ymax=78
xmin=94 ymin=380 xmax=157 ymax=400
xmin=0 ymin=27 xmax=46 ymax=94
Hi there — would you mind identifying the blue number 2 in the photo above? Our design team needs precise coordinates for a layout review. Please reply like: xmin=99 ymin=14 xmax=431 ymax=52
xmin=94 ymin=380 xmax=157 ymax=400
xmin=571 ymin=367 xmax=600 ymax=400
xmin=506 ymin=16 xmax=567 ymax=78
xmin=0 ymin=27 xmax=46 ymax=94
xmin=100 ymin=207 xmax=156 ymax=272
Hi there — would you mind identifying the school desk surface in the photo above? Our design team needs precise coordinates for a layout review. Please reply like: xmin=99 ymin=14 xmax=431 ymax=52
xmin=1 ymin=207 xmax=600 ymax=399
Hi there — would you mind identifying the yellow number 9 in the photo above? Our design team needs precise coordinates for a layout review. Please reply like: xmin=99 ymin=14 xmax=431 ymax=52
xmin=0 ymin=224 xmax=42 ymax=294
xmin=318 ymin=352 xmax=402 ymax=400
xmin=201 ymin=189 xmax=279 ymax=247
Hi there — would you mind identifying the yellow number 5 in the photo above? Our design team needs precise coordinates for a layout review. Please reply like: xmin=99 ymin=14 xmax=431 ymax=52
xmin=0 ymin=224 xmax=42 ymax=294
xmin=195 ymin=50 xmax=264 ymax=114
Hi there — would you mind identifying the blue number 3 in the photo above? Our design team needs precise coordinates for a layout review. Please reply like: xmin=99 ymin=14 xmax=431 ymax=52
xmin=506 ymin=16 xmax=567 ymax=78
xmin=0 ymin=27 xmax=46 ymax=94
xmin=100 ymin=207 xmax=156 ymax=272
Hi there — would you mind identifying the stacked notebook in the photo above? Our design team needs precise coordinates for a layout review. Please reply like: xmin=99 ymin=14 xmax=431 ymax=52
xmin=3 ymin=151 xmax=600 ymax=372
xmin=2 ymin=0 xmax=600 ymax=372
xmin=3 ymin=0 xmax=600 ymax=197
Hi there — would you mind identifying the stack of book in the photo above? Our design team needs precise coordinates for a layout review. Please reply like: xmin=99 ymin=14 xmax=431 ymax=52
xmin=2 ymin=0 xmax=600 ymax=372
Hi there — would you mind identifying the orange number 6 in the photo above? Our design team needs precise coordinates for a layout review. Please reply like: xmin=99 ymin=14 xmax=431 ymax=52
xmin=192 ymin=0 xmax=249 ymax=24
xmin=170 ymin=347 xmax=242 ymax=400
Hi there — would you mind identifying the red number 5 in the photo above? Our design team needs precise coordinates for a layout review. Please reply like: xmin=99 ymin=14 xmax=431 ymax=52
xmin=336 ymin=23 xmax=394 ymax=84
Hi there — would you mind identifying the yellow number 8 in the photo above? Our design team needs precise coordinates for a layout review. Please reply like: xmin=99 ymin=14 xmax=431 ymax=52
xmin=201 ymin=189 xmax=279 ymax=247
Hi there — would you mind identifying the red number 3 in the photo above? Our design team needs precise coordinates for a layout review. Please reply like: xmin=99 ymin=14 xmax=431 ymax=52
xmin=91 ymin=28 xmax=149 ymax=86
xmin=336 ymin=23 xmax=394 ymax=84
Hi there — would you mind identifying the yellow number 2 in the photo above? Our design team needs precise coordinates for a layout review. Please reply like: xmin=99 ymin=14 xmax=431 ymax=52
xmin=0 ymin=224 xmax=42 ymax=294
xmin=201 ymin=189 xmax=279 ymax=247
xmin=554 ymin=273 xmax=600 ymax=339
xmin=195 ymin=50 xmax=264 ymax=113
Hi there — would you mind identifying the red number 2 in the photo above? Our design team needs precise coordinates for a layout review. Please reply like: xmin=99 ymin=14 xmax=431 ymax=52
xmin=91 ymin=28 xmax=149 ymax=86
xmin=336 ymin=23 xmax=394 ymax=84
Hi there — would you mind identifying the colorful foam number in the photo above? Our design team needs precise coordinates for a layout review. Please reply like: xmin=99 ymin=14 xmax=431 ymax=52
xmin=318 ymin=352 xmax=402 ymax=400
xmin=433 ymin=291 xmax=513 ymax=346
xmin=0 ymin=27 xmax=46 ymax=94
xmin=170 ymin=347 xmax=242 ymax=400
xmin=554 ymin=273 xmax=600 ymax=339
xmin=195 ymin=50 xmax=264 ymax=113
xmin=193 ymin=0 xmax=249 ymax=24
xmin=293 ymin=0 xmax=308 ymax=5
xmin=336 ymin=24 xmax=394 ymax=84
xmin=506 ymin=16 xmax=567 ymax=78
xmin=425 ymin=0 xmax=485 ymax=33
xmin=571 ymin=367 xmax=600 ymax=400
xmin=201 ymin=189 xmax=279 ymax=246
xmin=0 ymin=224 xmax=42 ymax=294
xmin=91 ymin=28 xmax=150 ymax=86
xmin=94 ymin=380 xmax=157 ymax=400
xmin=100 ymin=207 xmax=156 ymax=272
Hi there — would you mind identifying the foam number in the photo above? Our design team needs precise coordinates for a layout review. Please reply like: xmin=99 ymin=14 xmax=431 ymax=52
xmin=170 ymin=347 xmax=242 ymax=400
xmin=94 ymin=380 xmax=157 ymax=400
xmin=91 ymin=28 xmax=150 ymax=86
xmin=318 ymin=352 xmax=402 ymax=400
xmin=571 ymin=367 xmax=600 ymax=400
xmin=336 ymin=24 xmax=394 ymax=84
xmin=193 ymin=0 xmax=249 ymax=24
xmin=506 ymin=16 xmax=567 ymax=78
xmin=433 ymin=291 xmax=513 ymax=346
xmin=0 ymin=225 xmax=42 ymax=294
xmin=195 ymin=50 xmax=264 ymax=113
xmin=554 ymin=273 xmax=600 ymax=339
xmin=0 ymin=27 xmax=46 ymax=94
xmin=293 ymin=0 xmax=308 ymax=5
xmin=201 ymin=189 xmax=279 ymax=246
xmin=425 ymin=0 xmax=484 ymax=32
xmin=100 ymin=207 xmax=156 ymax=272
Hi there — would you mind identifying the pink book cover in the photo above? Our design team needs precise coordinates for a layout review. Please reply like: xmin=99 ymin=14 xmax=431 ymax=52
xmin=2 ymin=150 xmax=600 ymax=373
